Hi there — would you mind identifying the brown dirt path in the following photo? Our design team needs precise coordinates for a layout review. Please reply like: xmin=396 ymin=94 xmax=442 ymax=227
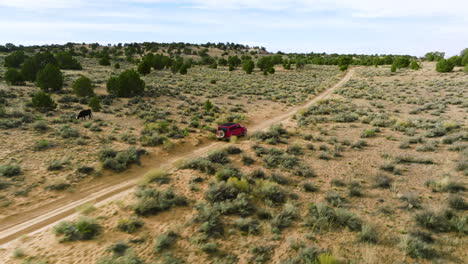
xmin=0 ymin=68 xmax=355 ymax=247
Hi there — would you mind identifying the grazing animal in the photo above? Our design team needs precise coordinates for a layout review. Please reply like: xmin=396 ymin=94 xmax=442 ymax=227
xmin=76 ymin=109 xmax=92 ymax=120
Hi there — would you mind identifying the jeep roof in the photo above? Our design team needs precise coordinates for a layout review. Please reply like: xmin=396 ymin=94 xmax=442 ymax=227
xmin=219 ymin=123 xmax=238 ymax=127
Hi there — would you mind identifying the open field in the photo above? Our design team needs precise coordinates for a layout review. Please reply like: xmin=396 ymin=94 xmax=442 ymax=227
xmin=0 ymin=44 xmax=466 ymax=264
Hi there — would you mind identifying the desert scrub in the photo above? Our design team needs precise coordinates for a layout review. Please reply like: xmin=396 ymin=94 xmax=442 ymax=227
xmin=270 ymin=203 xmax=298 ymax=233
xmin=207 ymin=149 xmax=231 ymax=164
xmin=401 ymin=234 xmax=437 ymax=259
xmin=32 ymin=120 xmax=49 ymax=132
xmin=33 ymin=139 xmax=54 ymax=151
xmin=96 ymin=253 xmax=145 ymax=264
xmin=325 ymin=191 xmax=347 ymax=207
xmin=448 ymin=195 xmax=468 ymax=210
xmin=192 ymin=203 xmax=224 ymax=238
xmin=225 ymin=145 xmax=242 ymax=154
xmin=53 ymin=217 xmax=101 ymax=242
xmin=99 ymin=147 xmax=146 ymax=172
xmin=256 ymin=181 xmax=287 ymax=207
xmin=263 ymin=153 xmax=299 ymax=170
xmin=141 ymin=169 xmax=170 ymax=185
xmin=140 ymin=133 xmax=167 ymax=146
xmin=235 ymin=217 xmax=261 ymax=235
xmin=302 ymin=182 xmax=319 ymax=192
xmin=304 ymin=203 xmax=362 ymax=232
xmin=373 ymin=173 xmax=393 ymax=189
xmin=425 ymin=177 xmax=465 ymax=193
xmin=181 ymin=157 xmax=216 ymax=175
xmin=250 ymin=245 xmax=274 ymax=263
xmin=47 ymin=159 xmax=69 ymax=171
xmin=415 ymin=209 xmax=467 ymax=234
xmin=348 ymin=182 xmax=363 ymax=197
xmin=133 ymin=187 xmax=187 ymax=216
xmin=116 ymin=217 xmax=144 ymax=233
xmin=286 ymin=144 xmax=303 ymax=156
xmin=154 ymin=230 xmax=178 ymax=253
xmin=204 ymin=181 xmax=240 ymax=203
xmin=360 ymin=128 xmax=378 ymax=138
xmin=395 ymin=155 xmax=434 ymax=164
xmin=379 ymin=163 xmax=401 ymax=175
xmin=251 ymin=124 xmax=288 ymax=144
xmin=358 ymin=224 xmax=378 ymax=243
xmin=269 ymin=172 xmax=289 ymax=185
xmin=0 ymin=164 xmax=21 ymax=177
xmin=241 ymin=155 xmax=255 ymax=165
xmin=215 ymin=166 xmax=242 ymax=182
xmin=58 ymin=125 xmax=80 ymax=138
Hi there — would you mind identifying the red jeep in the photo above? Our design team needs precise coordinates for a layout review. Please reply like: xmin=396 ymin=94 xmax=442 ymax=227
xmin=216 ymin=123 xmax=247 ymax=139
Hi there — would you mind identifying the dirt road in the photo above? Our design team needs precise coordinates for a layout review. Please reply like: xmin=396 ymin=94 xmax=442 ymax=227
xmin=0 ymin=68 xmax=355 ymax=247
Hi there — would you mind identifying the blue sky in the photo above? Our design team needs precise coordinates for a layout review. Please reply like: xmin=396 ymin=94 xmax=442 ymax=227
xmin=0 ymin=0 xmax=466 ymax=56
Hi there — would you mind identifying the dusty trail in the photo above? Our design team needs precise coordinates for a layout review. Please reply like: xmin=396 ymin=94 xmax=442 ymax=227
xmin=0 ymin=68 xmax=354 ymax=247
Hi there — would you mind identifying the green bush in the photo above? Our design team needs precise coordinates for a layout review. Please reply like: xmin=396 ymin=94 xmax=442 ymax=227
xmin=58 ymin=125 xmax=79 ymax=138
xmin=116 ymin=217 xmax=144 ymax=233
xmin=36 ymin=63 xmax=63 ymax=91
xmin=257 ymin=181 xmax=287 ymax=207
xmin=4 ymin=68 xmax=25 ymax=85
xmin=32 ymin=120 xmax=49 ymax=132
xmin=303 ymin=182 xmax=318 ymax=192
xmin=270 ymin=203 xmax=297 ymax=233
xmin=133 ymin=187 xmax=187 ymax=216
xmin=55 ymin=51 xmax=82 ymax=70
xmin=250 ymin=245 xmax=274 ymax=263
xmin=207 ymin=150 xmax=230 ymax=164
xmin=373 ymin=174 xmax=393 ymax=189
xmin=409 ymin=60 xmax=420 ymax=70
xmin=402 ymin=235 xmax=437 ymax=259
xmin=235 ymin=217 xmax=260 ymax=235
xmin=414 ymin=209 xmax=466 ymax=233
xmin=182 ymin=158 xmax=216 ymax=175
xmin=33 ymin=139 xmax=53 ymax=151
xmin=21 ymin=52 xmax=57 ymax=81
xmin=225 ymin=146 xmax=242 ymax=155
xmin=215 ymin=166 xmax=241 ymax=181
xmin=305 ymin=203 xmax=362 ymax=232
xmin=140 ymin=133 xmax=166 ymax=146
xmin=193 ymin=204 xmax=224 ymax=238
xmin=53 ymin=217 xmax=101 ymax=241
xmin=154 ymin=231 xmax=178 ymax=253
xmin=137 ymin=59 xmax=152 ymax=75
xmin=425 ymin=177 xmax=465 ymax=193
xmin=448 ymin=195 xmax=468 ymax=210
xmin=47 ymin=159 xmax=68 ymax=171
xmin=107 ymin=242 xmax=129 ymax=256
xmin=269 ymin=173 xmax=289 ymax=185
xmin=205 ymin=181 xmax=240 ymax=203
xmin=242 ymin=59 xmax=255 ymax=74
xmin=31 ymin=91 xmax=57 ymax=112
xmin=100 ymin=147 xmax=146 ymax=172
xmin=107 ymin=69 xmax=145 ymax=97
xmin=200 ymin=242 xmax=218 ymax=254
xmin=0 ymin=164 xmax=21 ymax=177
xmin=72 ymin=75 xmax=93 ymax=97
xmin=97 ymin=253 xmax=145 ymax=264
xmin=4 ymin=50 xmax=27 ymax=68
xmin=263 ymin=153 xmax=299 ymax=170
xmin=325 ymin=191 xmax=347 ymax=207
xmin=241 ymin=155 xmax=255 ymax=165
xmin=88 ymin=96 xmax=101 ymax=112
xmin=436 ymin=59 xmax=454 ymax=73
xmin=358 ymin=224 xmax=378 ymax=243
xmin=99 ymin=56 xmax=111 ymax=66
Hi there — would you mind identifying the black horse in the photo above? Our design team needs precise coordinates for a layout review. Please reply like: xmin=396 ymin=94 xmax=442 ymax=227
xmin=76 ymin=109 xmax=92 ymax=120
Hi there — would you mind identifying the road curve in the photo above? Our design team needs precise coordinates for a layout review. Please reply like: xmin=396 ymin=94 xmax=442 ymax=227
xmin=0 ymin=68 xmax=354 ymax=247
